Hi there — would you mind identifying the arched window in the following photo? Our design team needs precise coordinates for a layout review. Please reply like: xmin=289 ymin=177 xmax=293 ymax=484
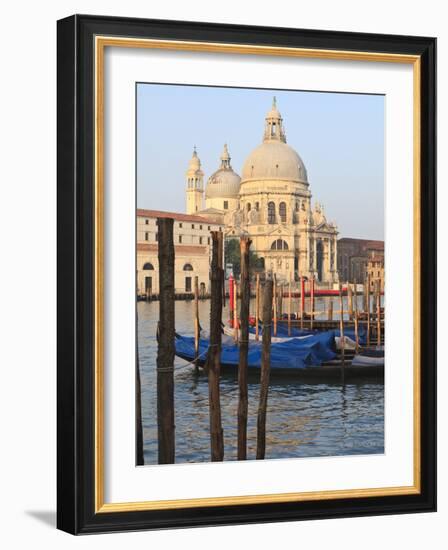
xmin=143 ymin=262 xmax=154 ymax=270
xmin=271 ymin=239 xmax=289 ymax=251
xmin=267 ymin=202 xmax=276 ymax=224
xmin=279 ymin=202 xmax=287 ymax=223
xmin=295 ymin=200 xmax=300 ymax=212
xmin=247 ymin=203 xmax=251 ymax=211
xmin=183 ymin=263 xmax=194 ymax=271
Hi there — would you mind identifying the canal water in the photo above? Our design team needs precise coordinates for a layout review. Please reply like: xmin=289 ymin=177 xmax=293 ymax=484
xmin=138 ymin=298 xmax=384 ymax=465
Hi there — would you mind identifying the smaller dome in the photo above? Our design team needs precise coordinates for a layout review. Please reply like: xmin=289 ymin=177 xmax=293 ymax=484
xmin=205 ymin=144 xmax=241 ymax=199
xmin=206 ymin=170 xmax=241 ymax=198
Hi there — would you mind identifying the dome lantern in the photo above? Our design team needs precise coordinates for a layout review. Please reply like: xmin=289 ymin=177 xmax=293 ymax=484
xmin=263 ymin=96 xmax=287 ymax=143
xmin=220 ymin=143 xmax=231 ymax=170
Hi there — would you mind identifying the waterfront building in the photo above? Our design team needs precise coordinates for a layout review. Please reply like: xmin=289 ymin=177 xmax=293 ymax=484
xmin=186 ymin=98 xmax=340 ymax=285
xmin=337 ymin=237 xmax=384 ymax=283
xmin=136 ymin=209 xmax=223 ymax=297
xmin=366 ymin=251 xmax=385 ymax=292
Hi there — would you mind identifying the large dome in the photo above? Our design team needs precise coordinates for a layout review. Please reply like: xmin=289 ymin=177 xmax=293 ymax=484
xmin=205 ymin=144 xmax=241 ymax=199
xmin=241 ymin=141 xmax=308 ymax=183
xmin=241 ymin=97 xmax=308 ymax=184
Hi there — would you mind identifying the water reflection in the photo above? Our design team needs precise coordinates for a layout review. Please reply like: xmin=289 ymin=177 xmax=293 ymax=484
xmin=138 ymin=299 xmax=384 ymax=465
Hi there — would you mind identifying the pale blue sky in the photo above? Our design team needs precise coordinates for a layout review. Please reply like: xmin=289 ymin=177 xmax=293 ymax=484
xmin=137 ymin=84 xmax=384 ymax=240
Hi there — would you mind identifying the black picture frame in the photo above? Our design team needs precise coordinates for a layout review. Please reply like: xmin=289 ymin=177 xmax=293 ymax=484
xmin=57 ymin=14 xmax=436 ymax=534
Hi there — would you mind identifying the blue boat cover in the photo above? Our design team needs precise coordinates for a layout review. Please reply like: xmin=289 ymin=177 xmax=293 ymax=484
xmin=175 ymin=330 xmax=337 ymax=370
xmin=249 ymin=323 xmax=367 ymax=345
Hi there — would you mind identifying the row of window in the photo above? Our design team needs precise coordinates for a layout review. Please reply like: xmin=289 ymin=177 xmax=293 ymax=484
xmin=144 ymin=232 xmax=210 ymax=245
xmin=178 ymin=236 xmax=210 ymax=245
xmin=144 ymin=219 xmax=211 ymax=231
xmin=221 ymin=200 xmax=306 ymax=220
xmin=143 ymin=275 xmax=203 ymax=293
xmin=229 ymin=201 xmax=289 ymax=223
xmin=143 ymin=262 xmax=193 ymax=271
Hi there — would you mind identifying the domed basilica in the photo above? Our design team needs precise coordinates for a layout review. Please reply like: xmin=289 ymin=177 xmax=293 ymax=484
xmin=185 ymin=98 xmax=339 ymax=284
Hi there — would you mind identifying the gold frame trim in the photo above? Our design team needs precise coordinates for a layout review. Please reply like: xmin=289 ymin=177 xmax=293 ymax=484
xmin=94 ymin=36 xmax=421 ymax=513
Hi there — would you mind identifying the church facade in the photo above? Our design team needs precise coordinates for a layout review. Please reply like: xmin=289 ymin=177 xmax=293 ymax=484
xmin=185 ymin=99 xmax=339 ymax=285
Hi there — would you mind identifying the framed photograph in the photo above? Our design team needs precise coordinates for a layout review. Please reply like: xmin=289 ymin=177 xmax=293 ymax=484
xmin=57 ymin=14 xmax=436 ymax=534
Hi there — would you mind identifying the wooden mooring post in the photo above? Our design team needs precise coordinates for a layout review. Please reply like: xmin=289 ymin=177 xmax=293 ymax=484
xmin=136 ymin=301 xmax=144 ymax=466
xmin=353 ymin=283 xmax=359 ymax=353
xmin=237 ymin=237 xmax=251 ymax=460
xmin=205 ymin=231 xmax=225 ymax=461
xmin=156 ymin=217 xmax=175 ymax=464
xmin=288 ymin=273 xmax=292 ymax=336
xmin=338 ymin=282 xmax=345 ymax=370
xmin=193 ymin=275 xmax=200 ymax=372
xmin=278 ymin=283 xmax=283 ymax=319
xmin=348 ymin=281 xmax=353 ymax=319
xmin=256 ymin=278 xmax=274 ymax=460
xmin=376 ymin=280 xmax=381 ymax=347
xmin=300 ymin=276 xmax=304 ymax=329
xmin=310 ymin=276 xmax=315 ymax=330
xmin=273 ymin=274 xmax=278 ymax=336
xmin=255 ymin=273 xmax=260 ymax=342
xmin=366 ymin=274 xmax=371 ymax=346
xmin=328 ymin=296 xmax=333 ymax=321
xmin=233 ymin=278 xmax=238 ymax=343
xmin=229 ymin=274 xmax=234 ymax=325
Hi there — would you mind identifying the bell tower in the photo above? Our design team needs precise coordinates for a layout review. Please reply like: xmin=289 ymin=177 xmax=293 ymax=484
xmin=185 ymin=147 xmax=204 ymax=214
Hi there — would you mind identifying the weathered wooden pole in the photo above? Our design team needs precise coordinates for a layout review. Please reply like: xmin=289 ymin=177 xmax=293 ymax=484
xmin=205 ymin=231 xmax=225 ymax=461
xmin=338 ymin=282 xmax=345 ymax=369
xmin=354 ymin=283 xmax=359 ymax=353
xmin=255 ymin=273 xmax=260 ymax=342
xmin=348 ymin=281 xmax=353 ymax=320
xmin=278 ymin=283 xmax=283 ymax=319
xmin=288 ymin=274 xmax=292 ymax=336
xmin=366 ymin=274 xmax=371 ymax=346
xmin=136 ymin=343 xmax=144 ymax=465
xmin=193 ymin=275 xmax=200 ymax=372
xmin=233 ymin=279 xmax=239 ymax=343
xmin=256 ymin=278 xmax=274 ymax=460
xmin=363 ymin=276 xmax=368 ymax=311
xmin=238 ymin=237 xmax=252 ymax=460
xmin=156 ymin=217 xmax=175 ymax=464
xmin=273 ymin=274 xmax=278 ymax=336
xmin=229 ymin=274 xmax=234 ymax=324
xmin=328 ymin=296 xmax=333 ymax=321
xmin=136 ymin=284 xmax=144 ymax=466
xmin=310 ymin=276 xmax=315 ymax=330
xmin=376 ymin=280 xmax=381 ymax=346
xmin=300 ymin=276 xmax=304 ymax=329
xmin=222 ymin=239 xmax=226 ymax=308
